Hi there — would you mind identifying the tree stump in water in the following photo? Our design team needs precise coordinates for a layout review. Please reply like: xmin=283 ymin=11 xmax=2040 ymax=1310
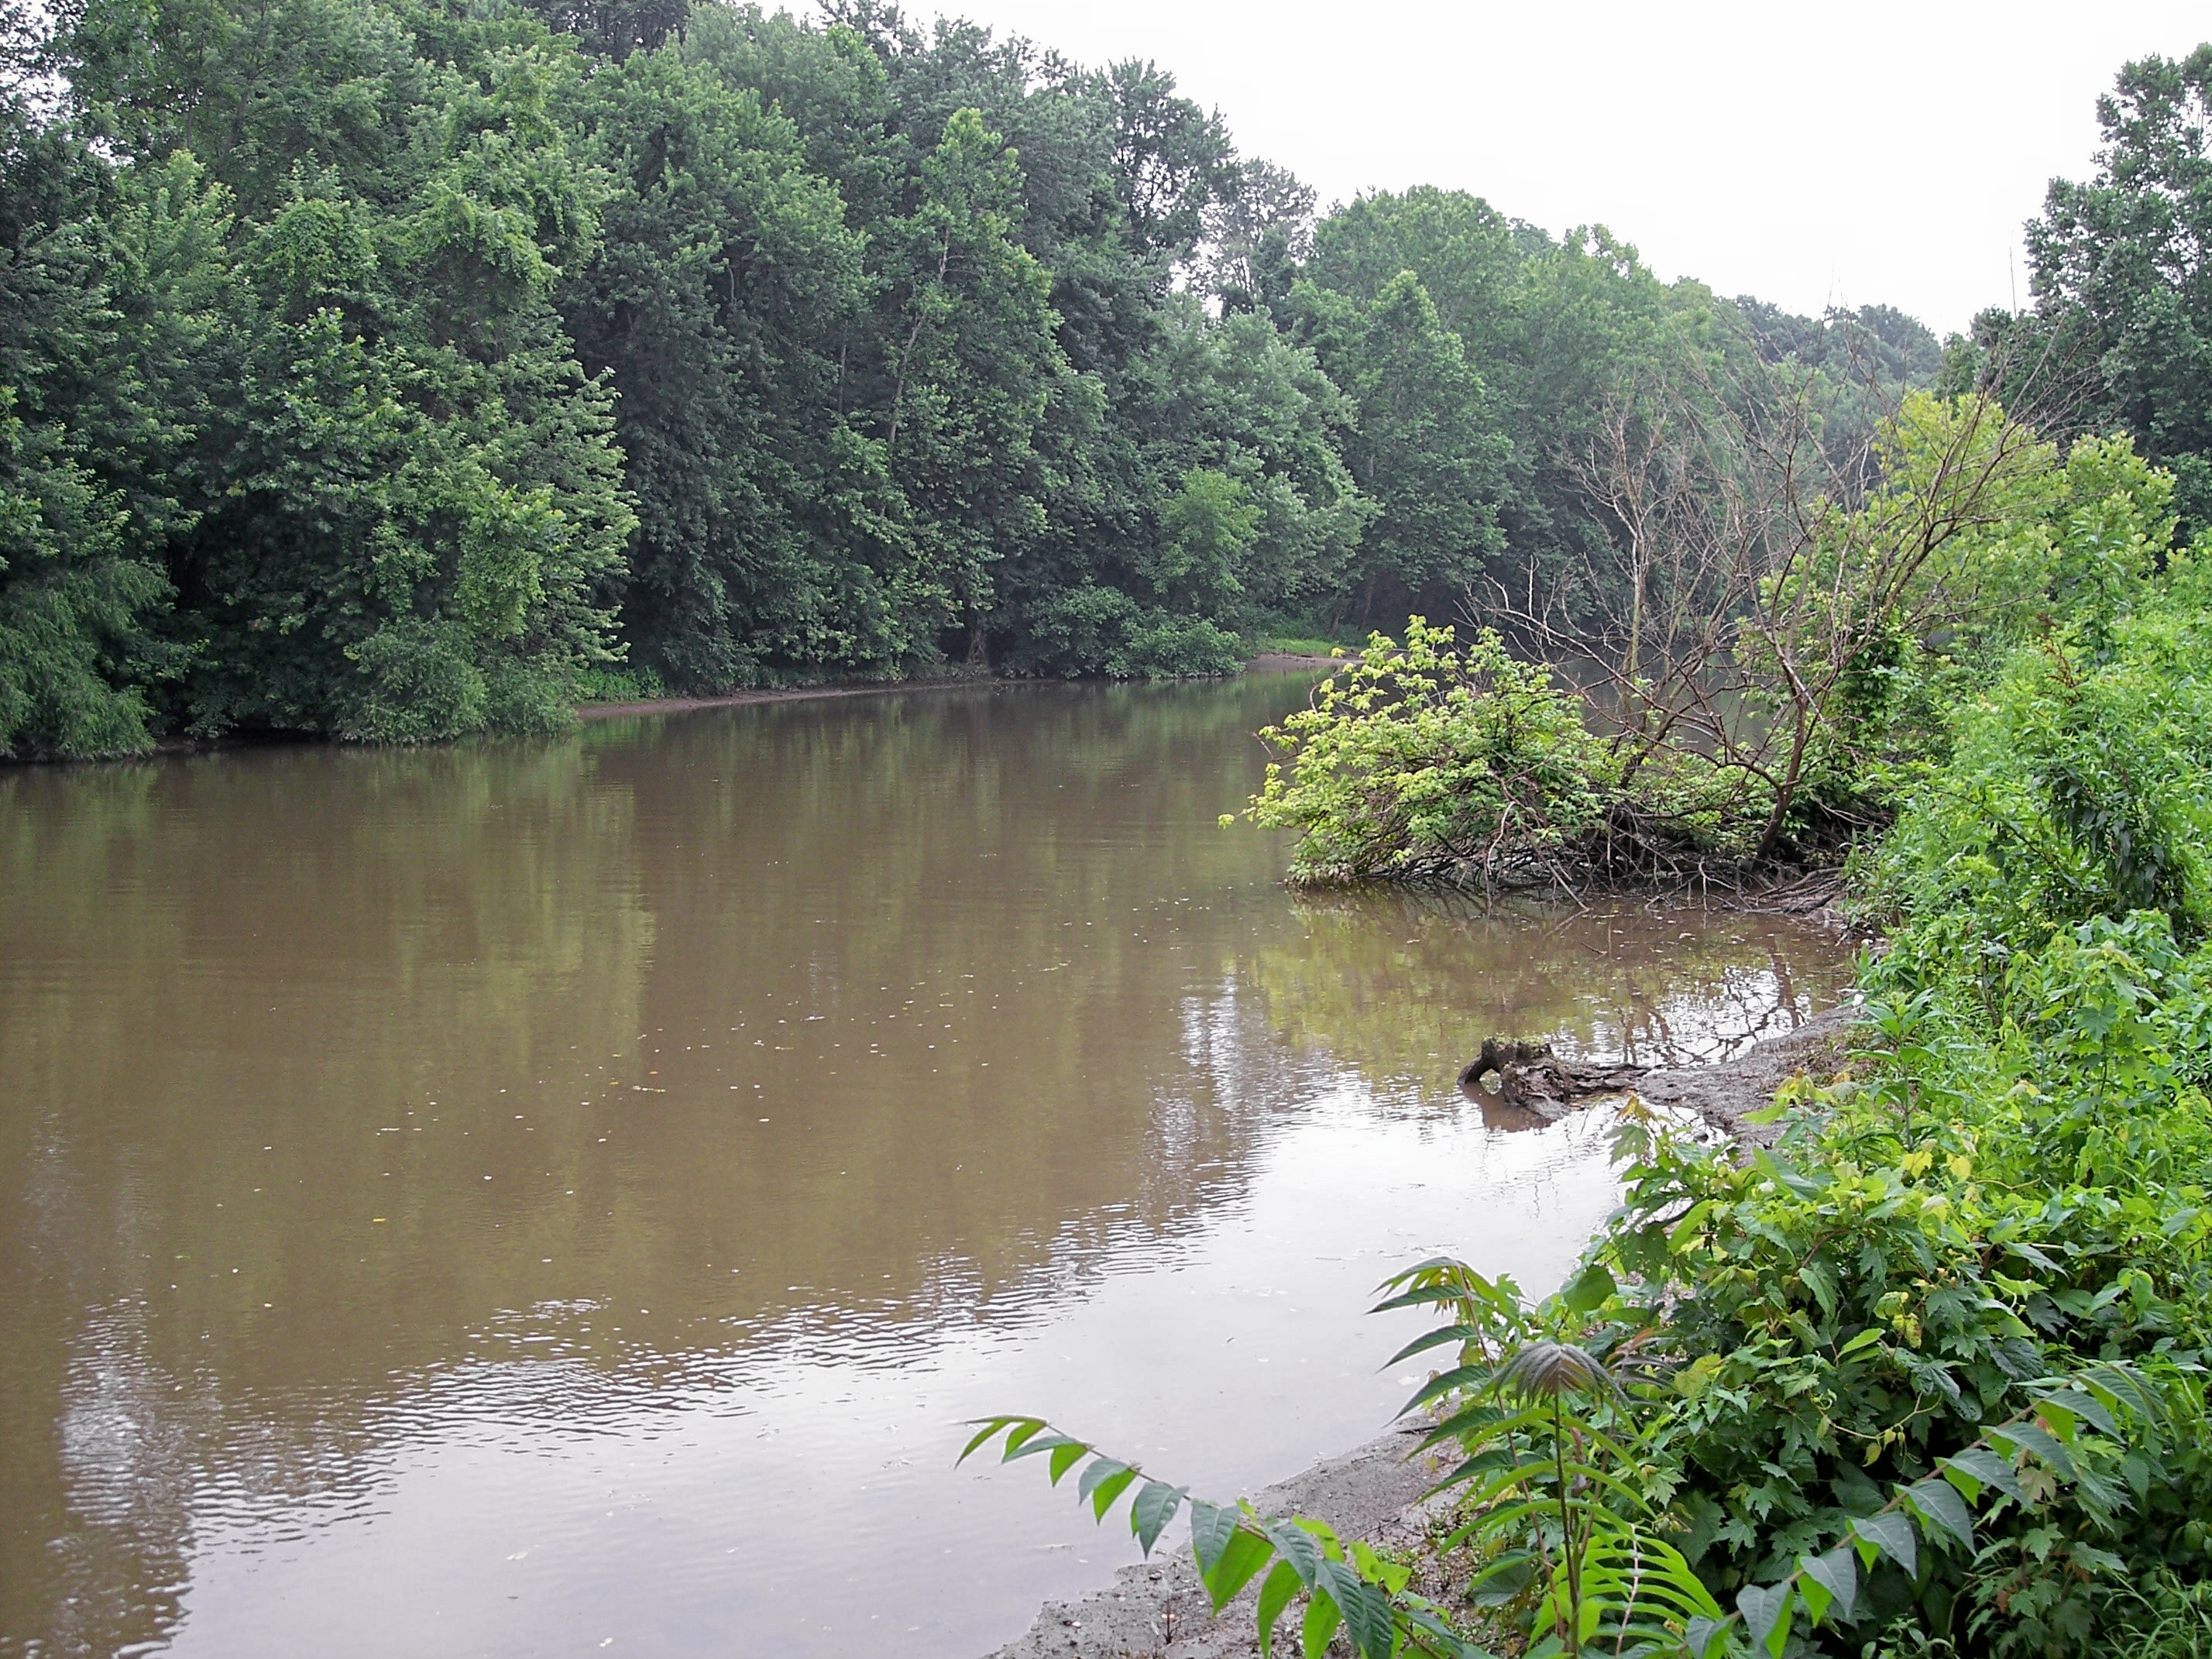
xmin=1458 ymin=1037 xmax=1648 ymax=1120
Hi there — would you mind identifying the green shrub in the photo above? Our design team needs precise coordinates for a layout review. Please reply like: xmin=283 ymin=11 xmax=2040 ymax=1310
xmin=1242 ymin=617 xmax=1707 ymax=886
xmin=572 ymin=662 xmax=668 ymax=705
xmin=1008 ymin=584 xmax=1244 ymax=678
xmin=1108 ymin=613 xmax=1244 ymax=679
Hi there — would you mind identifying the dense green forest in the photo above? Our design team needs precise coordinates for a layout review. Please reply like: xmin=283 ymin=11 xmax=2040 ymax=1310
xmin=1 ymin=0 xmax=1963 ymax=756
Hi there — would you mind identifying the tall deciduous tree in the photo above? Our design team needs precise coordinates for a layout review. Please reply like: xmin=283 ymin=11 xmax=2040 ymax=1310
xmin=2029 ymin=45 xmax=2212 ymax=527
xmin=561 ymin=49 xmax=913 ymax=689
xmin=884 ymin=106 xmax=1090 ymax=662
xmin=1296 ymin=270 xmax=1510 ymax=627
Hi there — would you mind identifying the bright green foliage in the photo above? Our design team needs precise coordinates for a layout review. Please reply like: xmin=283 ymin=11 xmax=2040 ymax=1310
xmin=1402 ymin=524 xmax=2212 ymax=1654
xmin=1873 ymin=544 xmax=2212 ymax=953
xmin=1245 ymin=404 xmax=2194 ymax=888
xmin=1376 ymin=1272 xmax=1729 ymax=1659
xmin=1150 ymin=465 xmax=1259 ymax=613
xmin=1246 ymin=618 xmax=1624 ymax=886
xmin=977 ymin=442 xmax=2212 ymax=1657
xmin=1352 ymin=907 xmax=2212 ymax=1656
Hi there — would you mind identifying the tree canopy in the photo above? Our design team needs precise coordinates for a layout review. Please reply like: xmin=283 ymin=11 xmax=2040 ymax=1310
xmin=0 ymin=0 xmax=1959 ymax=756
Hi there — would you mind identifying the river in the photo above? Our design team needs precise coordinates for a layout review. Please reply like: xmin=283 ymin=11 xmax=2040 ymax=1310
xmin=0 ymin=675 xmax=1848 ymax=1658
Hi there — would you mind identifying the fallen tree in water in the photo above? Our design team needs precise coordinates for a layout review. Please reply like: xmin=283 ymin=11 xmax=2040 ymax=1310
xmin=1454 ymin=1013 xmax=1856 ymax=1136
xmin=1455 ymin=1037 xmax=1645 ymax=1116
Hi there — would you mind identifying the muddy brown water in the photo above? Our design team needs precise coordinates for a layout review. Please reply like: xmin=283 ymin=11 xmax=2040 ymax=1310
xmin=0 ymin=677 xmax=1850 ymax=1659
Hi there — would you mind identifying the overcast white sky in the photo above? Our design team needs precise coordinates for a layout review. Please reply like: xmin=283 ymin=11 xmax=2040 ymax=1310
xmin=901 ymin=0 xmax=2208 ymax=336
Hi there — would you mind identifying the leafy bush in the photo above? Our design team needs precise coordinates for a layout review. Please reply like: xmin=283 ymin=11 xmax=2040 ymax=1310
xmin=1242 ymin=414 xmax=2194 ymax=890
xmin=1108 ymin=613 xmax=1244 ymax=679
xmin=1242 ymin=617 xmax=1724 ymax=887
xmin=1008 ymin=583 xmax=1245 ymax=679
xmin=572 ymin=662 xmax=668 ymax=705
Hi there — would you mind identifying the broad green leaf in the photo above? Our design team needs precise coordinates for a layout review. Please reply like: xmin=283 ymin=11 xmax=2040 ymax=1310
xmin=958 ymin=1417 xmax=1017 ymax=1462
xmin=1317 ymin=1559 xmax=1396 ymax=1659
xmin=1300 ymin=1588 xmax=1341 ymax=1659
xmin=1995 ymin=1420 xmax=2078 ymax=1478
xmin=1737 ymin=1581 xmax=1793 ymax=1657
xmin=1255 ymin=1560 xmax=1302 ymax=1659
xmin=1189 ymin=1501 xmax=1237 ymax=1574
xmin=1203 ymin=1527 xmax=1276 ymax=1611
xmin=1006 ymin=1432 xmax=1083 ymax=1465
xmin=1350 ymin=1540 xmax=1408 ymax=1595
xmin=1466 ymin=1549 xmax=1535 ymax=1606
xmin=1802 ymin=1543 xmax=1858 ymax=1625
xmin=1080 ymin=1462 xmax=1137 ymax=1520
xmin=1001 ymin=1419 xmax=1049 ymax=1458
xmin=1263 ymin=1520 xmax=1325 ymax=1588
xmin=1796 ymin=1566 xmax=1831 ymax=1625
xmin=1942 ymin=1448 xmax=2024 ymax=1506
xmin=1799 ymin=1258 xmax=1839 ymax=1317
xmin=2083 ymin=1362 xmax=2158 ymax=1425
xmin=1685 ymin=1614 xmax=1731 ymax=1659
xmin=1130 ymin=1480 xmax=1187 ymax=1555
xmin=1558 ymin=1261 xmax=1616 ymax=1313
xmin=1905 ymin=1479 xmax=1974 ymax=1550
xmin=1047 ymin=1440 xmax=1087 ymax=1485
xmin=2001 ymin=1237 xmax=2060 ymax=1272
xmin=1852 ymin=1510 xmax=1916 ymax=1576
xmin=2036 ymin=1386 xmax=2118 ymax=1437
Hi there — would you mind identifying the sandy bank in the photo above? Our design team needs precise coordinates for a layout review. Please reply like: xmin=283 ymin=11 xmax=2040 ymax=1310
xmin=981 ymin=1005 xmax=1858 ymax=1658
